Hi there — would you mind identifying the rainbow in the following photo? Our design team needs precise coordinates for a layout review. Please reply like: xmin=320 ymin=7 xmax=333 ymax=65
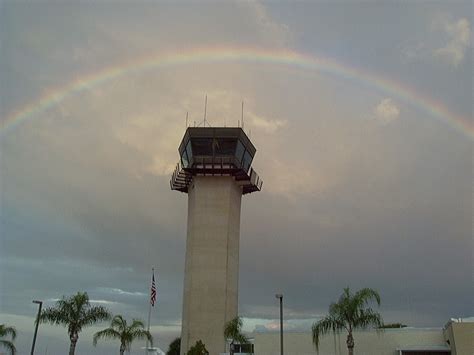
xmin=1 ymin=46 xmax=472 ymax=138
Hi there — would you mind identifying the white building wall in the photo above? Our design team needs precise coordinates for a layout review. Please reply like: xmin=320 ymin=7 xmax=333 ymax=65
xmin=254 ymin=329 xmax=447 ymax=355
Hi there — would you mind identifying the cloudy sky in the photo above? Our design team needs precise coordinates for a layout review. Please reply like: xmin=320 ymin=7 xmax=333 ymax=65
xmin=0 ymin=1 xmax=472 ymax=354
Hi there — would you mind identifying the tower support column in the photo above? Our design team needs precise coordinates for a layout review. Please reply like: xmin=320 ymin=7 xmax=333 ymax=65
xmin=181 ymin=176 xmax=242 ymax=355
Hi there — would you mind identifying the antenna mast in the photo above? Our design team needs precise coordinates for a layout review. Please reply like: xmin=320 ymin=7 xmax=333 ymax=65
xmin=186 ymin=112 xmax=188 ymax=128
xmin=204 ymin=95 xmax=208 ymax=127
xmin=241 ymin=101 xmax=244 ymax=129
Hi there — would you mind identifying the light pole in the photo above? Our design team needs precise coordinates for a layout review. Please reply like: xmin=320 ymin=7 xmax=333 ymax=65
xmin=275 ymin=294 xmax=283 ymax=355
xmin=31 ymin=300 xmax=42 ymax=355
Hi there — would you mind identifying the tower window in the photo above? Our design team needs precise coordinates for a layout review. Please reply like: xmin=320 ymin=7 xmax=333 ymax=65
xmin=236 ymin=140 xmax=245 ymax=163
xmin=186 ymin=141 xmax=193 ymax=160
xmin=181 ymin=150 xmax=189 ymax=168
xmin=192 ymin=138 xmax=213 ymax=156
xmin=242 ymin=150 xmax=253 ymax=172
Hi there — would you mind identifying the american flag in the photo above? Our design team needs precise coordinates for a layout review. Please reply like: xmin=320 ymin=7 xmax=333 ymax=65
xmin=150 ymin=271 xmax=157 ymax=307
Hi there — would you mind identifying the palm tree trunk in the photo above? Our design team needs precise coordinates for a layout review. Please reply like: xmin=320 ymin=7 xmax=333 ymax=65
xmin=69 ymin=340 xmax=77 ymax=355
xmin=346 ymin=332 xmax=354 ymax=355
xmin=119 ymin=343 xmax=125 ymax=355
xmin=69 ymin=333 xmax=78 ymax=355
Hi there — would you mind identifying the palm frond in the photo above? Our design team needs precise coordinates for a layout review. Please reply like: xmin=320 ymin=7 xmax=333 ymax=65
xmin=111 ymin=315 xmax=127 ymax=331
xmin=93 ymin=328 xmax=121 ymax=346
xmin=0 ymin=325 xmax=17 ymax=340
xmin=328 ymin=302 xmax=350 ymax=332
xmin=129 ymin=319 xmax=146 ymax=330
xmin=354 ymin=308 xmax=383 ymax=329
xmin=223 ymin=317 xmax=242 ymax=338
xmin=354 ymin=288 xmax=381 ymax=307
xmin=312 ymin=316 xmax=342 ymax=349
xmin=234 ymin=333 xmax=249 ymax=345
xmin=39 ymin=307 xmax=70 ymax=326
xmin=82 ymin=306 xmax=111 ymax=327
xmin=223 ymin=316 xmax=247 ymax=344
xmin=0 ymin=339 xmax=16 ymax=355
xmin=129 ymin=329 xmax=153 ymax=347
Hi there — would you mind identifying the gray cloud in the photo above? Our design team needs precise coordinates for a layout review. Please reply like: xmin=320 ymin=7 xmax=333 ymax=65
xmin=373 ymin=98 xmax=400 ymax=124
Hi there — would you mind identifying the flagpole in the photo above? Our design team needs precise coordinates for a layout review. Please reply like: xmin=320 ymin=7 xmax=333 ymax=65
xmin=146 ymin=267 xmax=154 ymax=354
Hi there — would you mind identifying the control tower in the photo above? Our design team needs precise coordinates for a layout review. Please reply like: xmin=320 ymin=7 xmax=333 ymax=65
xmin=171 ymin=127 xmax=262 ymax=355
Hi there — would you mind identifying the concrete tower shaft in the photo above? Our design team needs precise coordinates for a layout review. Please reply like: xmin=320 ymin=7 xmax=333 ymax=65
xmin=181 ymin=176 xmax=241 ymax=354
xmin=171 ymin=127 xmax=262 ymax=355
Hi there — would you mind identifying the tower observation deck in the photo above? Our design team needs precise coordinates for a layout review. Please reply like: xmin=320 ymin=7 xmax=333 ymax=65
xmin=170 ymin=127 xmax=263 ymax=194
xmin=171 ymin=127 xmax=262 ymax=355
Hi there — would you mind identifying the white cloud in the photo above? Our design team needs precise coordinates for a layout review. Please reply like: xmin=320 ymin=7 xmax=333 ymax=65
xmin=433 ymin=17 xmax=470 ymax=67
xmin=247 ymin=111 xmax=287 ymax=134
xmin=244 ymin=317 xmax=321 ymax=333
xmin=374 ymin=98 xmax=400 ymax=124
xmin=45 ymin=298 xmax=61 ymax=302
xmin=89 ymin=299 xmax=119 ymax=305
xmin=45 ymin=298 xmax=118 ymax=305
xmin=97 ymin=287 xmax=146 ymax=297
xmin=400 ymin=16 xmax=470 ymax=68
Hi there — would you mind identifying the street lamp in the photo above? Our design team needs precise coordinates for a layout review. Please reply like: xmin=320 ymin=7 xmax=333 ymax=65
xmin=31 ymin=300 xmax=43 ymax=355
xmin=275 ymin=294 xmax=283 ymax=355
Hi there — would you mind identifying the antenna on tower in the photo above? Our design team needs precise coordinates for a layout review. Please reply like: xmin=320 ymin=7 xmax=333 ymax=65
xmin=241 ymin=101 xmax=244 ymax=129
xmin=203 ymin=95 xmax=208 ymax=127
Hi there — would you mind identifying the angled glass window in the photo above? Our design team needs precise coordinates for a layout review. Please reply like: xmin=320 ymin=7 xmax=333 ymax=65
xmin=242 ymin=150 xmax=253 ymax=172
xmin=235 ymin=140 xmax=245 ymax=165
xmin=215 ymin=138 xmax=237 ymax=155
xmin=181 ymin=150 xmax=189 ymax=168
xmin=185 ymin=141 xmax=193 ymax=161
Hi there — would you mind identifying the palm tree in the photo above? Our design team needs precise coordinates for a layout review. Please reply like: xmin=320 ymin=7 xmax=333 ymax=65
xmin=312 ymin=287 xmax=383 ymax=355
xmin=39 ymin=291 xmax=111 ymax=355
xmin=93 ymin=315 xmax=153 ymax=355
xmin=223 ymin=316 xmax=248 ymax=355
xmin=0 ymin=324 xmax=17 ymax=355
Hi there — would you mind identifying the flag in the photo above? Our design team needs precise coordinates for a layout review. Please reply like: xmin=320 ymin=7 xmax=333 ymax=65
xmin=150 ymin=271 xmax=157 ymax=307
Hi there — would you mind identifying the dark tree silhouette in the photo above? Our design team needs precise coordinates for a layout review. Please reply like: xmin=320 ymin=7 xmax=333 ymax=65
xmin=166 ymin=337 xmax=181 ymax=355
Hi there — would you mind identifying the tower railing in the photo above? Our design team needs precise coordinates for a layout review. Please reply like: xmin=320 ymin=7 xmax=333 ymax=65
xmin=170 ymin=155 xmax=263 ymax=194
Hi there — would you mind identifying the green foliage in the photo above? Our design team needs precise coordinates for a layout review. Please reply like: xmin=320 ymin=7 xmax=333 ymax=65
xmin=312 ymin=287 xmax=383 ymax=353
xmin=0 ymin=324 xmax=17 ymax=355
xmin=93 ymin=315 xmax=152 ymax=354
xmin=224 ymin=316 xmax=249 ymax=345
xmin=166 ymin=337 xmax=181 ymax=355
xmin=187 ymin=340 xmax=209 ymax=355
xmin=39 ymin=291 xmax=111 ymax=355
